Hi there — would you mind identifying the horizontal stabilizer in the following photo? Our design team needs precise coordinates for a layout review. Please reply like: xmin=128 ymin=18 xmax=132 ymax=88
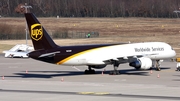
xmin=38 ymin=51 xmax=60 ymax=58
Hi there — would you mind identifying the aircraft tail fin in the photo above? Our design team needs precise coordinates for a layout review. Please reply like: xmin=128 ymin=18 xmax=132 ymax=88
xmin=24 ymin=13 xmax=57 ymax=50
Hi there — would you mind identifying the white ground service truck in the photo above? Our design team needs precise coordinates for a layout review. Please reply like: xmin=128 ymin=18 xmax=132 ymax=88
xmin=176 ymin=58 xmax=180 ymax=71
xmin=3 ymin=44 xmax=34 ymax=58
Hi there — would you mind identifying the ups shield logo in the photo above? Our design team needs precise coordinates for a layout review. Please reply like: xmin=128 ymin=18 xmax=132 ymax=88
xmin=31 ymin=24 xmax=43 ymax=41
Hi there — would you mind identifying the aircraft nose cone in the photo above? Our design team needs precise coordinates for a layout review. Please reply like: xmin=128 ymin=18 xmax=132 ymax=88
xmin=173 ymin=50 xmax=176 ymax=57
xmin=170 ymin=50 xmax=176 ymax=58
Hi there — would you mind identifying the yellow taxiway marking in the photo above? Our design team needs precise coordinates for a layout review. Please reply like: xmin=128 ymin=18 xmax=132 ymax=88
xmin=94 ymin=92 xmax=110 ymax=95
xmin=78 ymin=92 xmax=94 ymax=95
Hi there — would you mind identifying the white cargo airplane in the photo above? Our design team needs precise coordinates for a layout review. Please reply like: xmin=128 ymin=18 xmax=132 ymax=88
xmin=24 ymin=13 xmax=176 ymax=75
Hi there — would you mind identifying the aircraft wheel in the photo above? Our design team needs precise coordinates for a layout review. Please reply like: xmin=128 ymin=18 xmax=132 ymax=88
xmin=84 ymin=69 xmax=96 ymax=74
xmin=91 ymin=70 xmax=95 ymax=74
xmin=176 ymin=67 xmax=180 ymax=71
xmin=156 ymin=68 xmax=161 ymax=71
xmin=84 ymin=70 xmax=89 ymax=74
xmin=109 ymin=71 xmax=120 ymax=75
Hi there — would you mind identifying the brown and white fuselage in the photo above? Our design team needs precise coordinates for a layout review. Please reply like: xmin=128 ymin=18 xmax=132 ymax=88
xmin=25 ymin=13 xmax=176 ymax=74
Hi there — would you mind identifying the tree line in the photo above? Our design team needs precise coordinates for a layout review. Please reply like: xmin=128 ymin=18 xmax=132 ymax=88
xmin=1 ymin=0 xmax=180 ymax=17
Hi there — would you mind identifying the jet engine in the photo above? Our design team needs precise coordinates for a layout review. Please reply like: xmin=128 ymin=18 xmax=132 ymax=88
xmin=129 ymin=57 xmax=152 ymax=70
xmin=89 ymin=65 xmax=107 ymax=69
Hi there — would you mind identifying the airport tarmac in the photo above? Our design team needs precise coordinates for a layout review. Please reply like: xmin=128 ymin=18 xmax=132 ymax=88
xmin=0 ymin=55 xmax=180 ymax=101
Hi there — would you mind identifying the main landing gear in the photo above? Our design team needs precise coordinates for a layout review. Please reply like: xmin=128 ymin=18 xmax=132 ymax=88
xmin=110 ymin=61 xmax=120 ymax=75
xmin=84 ymin=61 xmax=120 ymax=75
xmin=84 ymin=66 xmax=95 ymax=74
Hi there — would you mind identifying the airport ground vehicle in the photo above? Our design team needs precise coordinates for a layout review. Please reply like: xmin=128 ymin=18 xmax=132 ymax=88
xmin=3 ymin=44 xmax=33 ymax=58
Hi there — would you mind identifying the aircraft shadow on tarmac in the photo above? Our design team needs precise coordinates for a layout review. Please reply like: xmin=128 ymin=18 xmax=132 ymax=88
xmin=5 ymin=67 xmax=171 ymax=79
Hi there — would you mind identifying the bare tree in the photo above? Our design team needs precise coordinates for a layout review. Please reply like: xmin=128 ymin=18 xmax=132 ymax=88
xmin=0 ymin=0 xmax=179 ymax=17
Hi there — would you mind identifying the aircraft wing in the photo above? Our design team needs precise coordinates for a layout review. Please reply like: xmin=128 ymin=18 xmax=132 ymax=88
xmin=102 ymin=53 xmax=158 ymax=64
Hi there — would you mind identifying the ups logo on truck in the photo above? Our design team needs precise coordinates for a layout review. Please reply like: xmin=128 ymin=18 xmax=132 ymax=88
xmin=31 ymin=24 xmax=43 ymax=41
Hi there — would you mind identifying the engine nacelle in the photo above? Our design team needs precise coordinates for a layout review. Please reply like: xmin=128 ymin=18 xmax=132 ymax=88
xmin=129 ymin=57 xmax=152 ymax=70
xmin=89 ymin=65 xmax=107 ymax=69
